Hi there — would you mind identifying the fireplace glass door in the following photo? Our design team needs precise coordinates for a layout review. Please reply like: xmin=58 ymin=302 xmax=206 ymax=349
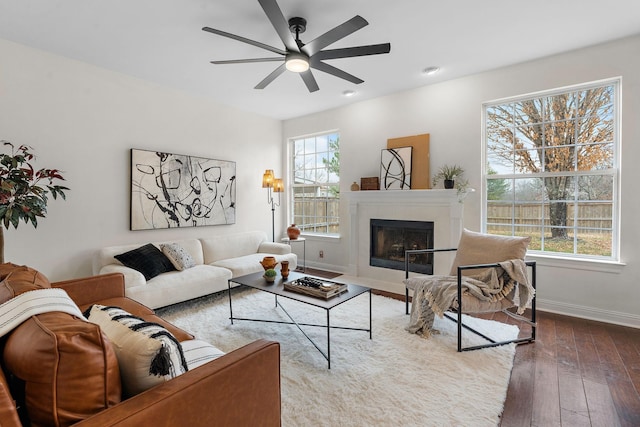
xmin=370 ymin=219 xmax=434 ymax=274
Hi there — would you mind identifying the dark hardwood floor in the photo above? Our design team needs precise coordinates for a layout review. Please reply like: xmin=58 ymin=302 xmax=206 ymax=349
xmin=495 ymin=310 xmax=640 ymax=427
xmin=305 ymin=268 xmax=640 ymax=426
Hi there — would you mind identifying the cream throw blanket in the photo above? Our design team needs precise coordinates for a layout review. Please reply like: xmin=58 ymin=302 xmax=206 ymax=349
xmin=0 ymin=288 xmax=85 ymax=338
xmin=406 ymin=259 xmax=534 ymax=338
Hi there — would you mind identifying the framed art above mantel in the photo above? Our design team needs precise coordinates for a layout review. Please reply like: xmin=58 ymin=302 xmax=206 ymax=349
xmin=387 ymin=133 xmax=430 ymax=189
xmin=130 ymin=148 xmax=236 ymax=230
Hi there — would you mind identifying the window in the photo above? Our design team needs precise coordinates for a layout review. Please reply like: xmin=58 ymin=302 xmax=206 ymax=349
xmin=483 ymin=79 xmax=619 ymax=260
xmin=290 ymin=132 xmax=340 ymax=236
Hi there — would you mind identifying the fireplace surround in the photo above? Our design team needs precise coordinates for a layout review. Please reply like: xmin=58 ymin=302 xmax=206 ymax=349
xmin=347 ymin=189 xmax=465 ymax=289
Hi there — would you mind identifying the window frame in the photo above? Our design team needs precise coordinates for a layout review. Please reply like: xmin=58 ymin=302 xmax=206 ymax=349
xmin=288 ymin=130 xmax=340 ymax=237
xmin=481 ymin=78 xmax=621 ymax=262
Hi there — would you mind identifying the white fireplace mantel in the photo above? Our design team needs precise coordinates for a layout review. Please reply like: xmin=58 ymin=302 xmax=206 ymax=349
xmin=346 ymin=189 xmax=465 ymax=285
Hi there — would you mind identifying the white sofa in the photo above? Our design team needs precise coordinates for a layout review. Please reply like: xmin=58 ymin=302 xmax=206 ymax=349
xmin=93 ymin=231 xmax=297 ymax=309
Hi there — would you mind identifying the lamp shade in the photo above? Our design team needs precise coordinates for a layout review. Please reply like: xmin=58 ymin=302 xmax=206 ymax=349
xmin=273 ymin=178 xmax=284 ymax=193
xmin=262 ymin=169 xmax=274 ymax=188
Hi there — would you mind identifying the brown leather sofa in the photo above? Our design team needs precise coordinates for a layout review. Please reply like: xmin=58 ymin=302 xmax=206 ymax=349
xmin=0 ymin=265 xmax=281 ymax=426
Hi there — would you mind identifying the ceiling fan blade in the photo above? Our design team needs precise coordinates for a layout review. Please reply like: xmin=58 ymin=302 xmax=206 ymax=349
xmin=255 ymin=63 xmax=287 ymax=89
xmin=203 ymin=27 xmax=286 ymax=55
xmin=211 ymin=57 xmax=284 ymax=65
xmin=258 ymin=0 xmax=299 ymax=52
xmin=310 ymin=61 xmax=364 ymax=85
xmin=300 ymin=70 xmax=319 ymax=93
xmin=312 ymin=43 xmax=391 ymax=61
xmin=302 ymin=15 xmax=368 ymax=57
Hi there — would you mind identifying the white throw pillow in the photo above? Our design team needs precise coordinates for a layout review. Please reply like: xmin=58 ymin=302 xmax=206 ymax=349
xmin=161 ymin=243 xmax=196 ymax=271
xmin=450 ymin=229 xmax=530 ymax=276
xmin=87 ymin=305 xmax=188 ymax=397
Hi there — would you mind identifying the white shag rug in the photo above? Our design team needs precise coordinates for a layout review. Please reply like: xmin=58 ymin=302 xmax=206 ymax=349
xmin=158 ymin=288 xmax=518 ymax=427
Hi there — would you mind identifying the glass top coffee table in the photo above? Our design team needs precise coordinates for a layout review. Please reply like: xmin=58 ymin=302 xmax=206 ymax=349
xmin=228 ymin=270 xmax=371 ymax=369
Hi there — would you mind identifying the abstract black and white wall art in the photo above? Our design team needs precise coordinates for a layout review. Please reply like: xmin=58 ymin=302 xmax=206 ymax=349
xmin=130 ymin=149 xmax=236 ymax=230
xmin=380 ymin=146 xmax=412 ymax=190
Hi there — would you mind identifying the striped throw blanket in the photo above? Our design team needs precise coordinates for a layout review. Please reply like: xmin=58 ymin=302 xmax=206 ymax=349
xmin=0 ymin=288 xmax=85 ymax=338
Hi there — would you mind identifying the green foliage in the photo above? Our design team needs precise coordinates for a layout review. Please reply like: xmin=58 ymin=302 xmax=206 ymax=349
xmin=486 ymin=166 xmax=509 ymax=200
xmin=0 ymin=141 xmax=69 ymax=230
xmin=432 ymin=164 xmax=464 ymax=186
xmin=322 ymin=137 xmax=340 ymax=197
xmin=432 ymin=164 xmax=470 ymax=200
xmin=264 ymin=268 xmax=277 ymax=277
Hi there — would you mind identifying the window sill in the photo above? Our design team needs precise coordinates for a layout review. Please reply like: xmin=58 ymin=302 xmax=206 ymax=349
xmin=526 ymin=253 xmax=626 ymax=274
xmin=299 ymin=233 xmax=341 ymax=242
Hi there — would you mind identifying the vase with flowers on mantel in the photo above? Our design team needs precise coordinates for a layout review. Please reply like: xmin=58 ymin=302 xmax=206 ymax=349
xmin=287 ymin=224 xmax=300 ymax=240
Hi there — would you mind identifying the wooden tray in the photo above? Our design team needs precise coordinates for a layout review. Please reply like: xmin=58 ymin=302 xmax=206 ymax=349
xmin=284 ymin=277 xmax=348 ymax=300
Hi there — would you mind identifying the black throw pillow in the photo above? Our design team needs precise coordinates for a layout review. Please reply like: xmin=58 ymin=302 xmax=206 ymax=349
xmin=114 ymin=243 xmax=176 ymax=280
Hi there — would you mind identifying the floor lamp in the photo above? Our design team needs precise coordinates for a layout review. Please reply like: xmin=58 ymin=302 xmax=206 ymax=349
xmin=262 ymin=169 xmax=283 ymax=242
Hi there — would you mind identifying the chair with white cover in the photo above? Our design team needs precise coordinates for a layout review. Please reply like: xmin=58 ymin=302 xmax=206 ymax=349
xmin=404 ymin=229 xmax=537 ymax=352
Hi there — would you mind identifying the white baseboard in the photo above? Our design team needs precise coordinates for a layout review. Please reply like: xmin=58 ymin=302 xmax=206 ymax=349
xmin=302 ymin=261 xmax=347 ymax=274
xmin=536 ymin=298 xmax=640 ymax=329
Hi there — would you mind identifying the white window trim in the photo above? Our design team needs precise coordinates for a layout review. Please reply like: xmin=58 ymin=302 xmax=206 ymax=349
xmin=287 ymin=130 xmax=341 ymax=237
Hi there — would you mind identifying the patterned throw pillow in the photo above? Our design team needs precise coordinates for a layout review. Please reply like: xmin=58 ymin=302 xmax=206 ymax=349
xmin=114 ymin=243 xmax=176 ymax=280
xmin=160 ymin=243 xmax=196 ymax=271
xmin=86 ymin=304 xmax=188 ymax=397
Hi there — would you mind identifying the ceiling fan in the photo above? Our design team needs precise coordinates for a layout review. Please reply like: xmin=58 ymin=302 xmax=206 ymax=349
xmin=202 ymin=0 xmax=391 ymax=92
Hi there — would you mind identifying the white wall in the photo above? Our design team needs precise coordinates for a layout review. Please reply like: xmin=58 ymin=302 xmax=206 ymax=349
xmin=2 ymin=34 xmax=638 ymax=327
xmin=0 ymin=38 xmax=284 ymax=281
xmin=283 ymin=35 xmax=640 ymax=327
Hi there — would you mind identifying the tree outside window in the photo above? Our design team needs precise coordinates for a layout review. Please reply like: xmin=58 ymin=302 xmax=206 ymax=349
xmin=291 ymin=132 xmax=340 ymax=235
xmin=484 ymin=80 xmax=618 ymax=259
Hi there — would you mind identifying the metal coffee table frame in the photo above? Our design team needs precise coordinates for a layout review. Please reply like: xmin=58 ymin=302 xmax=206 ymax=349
xmin=227 ymin=271 xmax=372 ymax=369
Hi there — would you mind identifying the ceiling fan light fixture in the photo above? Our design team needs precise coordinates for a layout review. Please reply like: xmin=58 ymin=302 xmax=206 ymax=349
xmin=203 ymin=0 xmax=391 ymax=92
xmin=285 ymin=53 xmax=309 ymax=73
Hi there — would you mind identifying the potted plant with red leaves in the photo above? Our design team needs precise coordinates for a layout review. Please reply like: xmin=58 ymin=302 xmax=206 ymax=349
xmin=0 ymin=141 xmax=69 ymax=263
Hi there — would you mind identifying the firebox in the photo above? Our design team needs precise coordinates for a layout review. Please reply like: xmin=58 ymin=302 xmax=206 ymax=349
xmin=370 ymin=219 xmax=434 ymax=274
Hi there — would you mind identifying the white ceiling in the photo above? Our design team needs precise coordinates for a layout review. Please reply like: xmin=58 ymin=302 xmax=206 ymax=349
xmin=1 ymin=0 xmax=639 ymax=120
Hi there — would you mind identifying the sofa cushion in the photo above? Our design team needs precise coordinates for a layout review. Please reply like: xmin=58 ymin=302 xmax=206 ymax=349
xmin=3 ymin=312 xmax=121 ymax=426
xmin=93 ymin=239 xmax=204 ymax=276
xmin=201 ymin=231 xmax=267 ymax=263
xmin=114 ymin=243 xmax=176 ymax=280
xmin=128 ymin=265 xmax=232 ymax=309
xmin=161 ymin=243 xmax=196 ymax=271
xmin=86 ymin=304 xmax=188 ymax=397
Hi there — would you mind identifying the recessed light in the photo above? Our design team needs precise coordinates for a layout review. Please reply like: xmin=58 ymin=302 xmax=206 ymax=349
xmin=422 ymin=66 xmax=440 ymax=76
xmin=342 ymin=90 xmax=356 ymax=97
